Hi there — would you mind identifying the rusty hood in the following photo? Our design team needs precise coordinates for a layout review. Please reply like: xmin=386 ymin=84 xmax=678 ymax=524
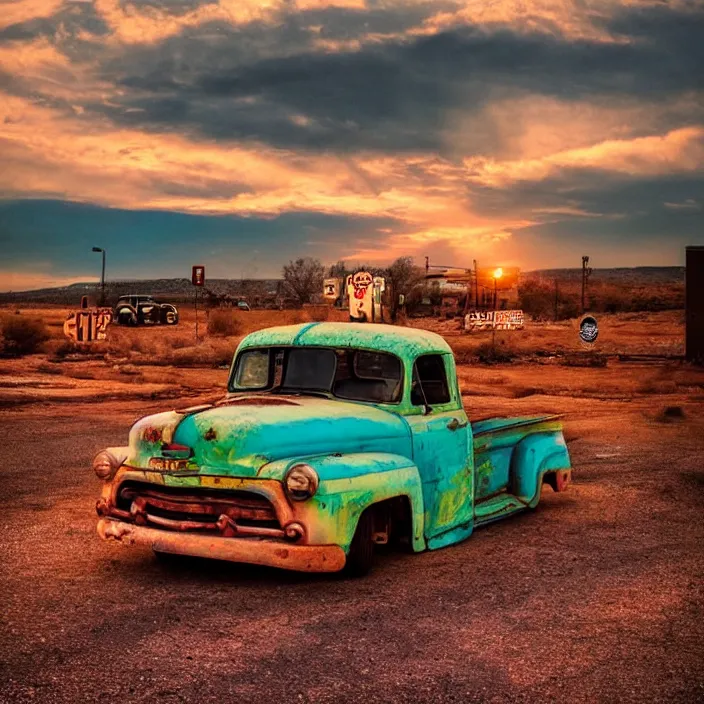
xmin=126 ymin=395 xmax=411 ymax=477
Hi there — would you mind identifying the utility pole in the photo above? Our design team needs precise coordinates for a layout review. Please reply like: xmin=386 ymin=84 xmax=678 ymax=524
xmin=581 ymin=256 xmax=592 ymax=314
xmin=425 ymin=256 xmax=429 ymax=277
xmin=92 ymin=247 xmax=106 ymax=306
xmin=473 ymin=259 xmax=479 ymax=309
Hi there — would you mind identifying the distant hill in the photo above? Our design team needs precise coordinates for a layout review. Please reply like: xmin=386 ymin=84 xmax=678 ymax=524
xmin=524 ymin=266 xmax=684 ymax=284
xmin=0 ymin=267 xmax=685 ymax=306
xmin=0 ymin=278 xmax=283 ymax=305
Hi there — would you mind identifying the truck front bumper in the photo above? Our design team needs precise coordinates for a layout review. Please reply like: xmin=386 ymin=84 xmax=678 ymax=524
xmin=97 ymin=518 xmax=346 ymax=573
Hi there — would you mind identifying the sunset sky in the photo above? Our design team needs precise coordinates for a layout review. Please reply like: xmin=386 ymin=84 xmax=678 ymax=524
xmin=1 ymin=0 xmax=703 ymax=290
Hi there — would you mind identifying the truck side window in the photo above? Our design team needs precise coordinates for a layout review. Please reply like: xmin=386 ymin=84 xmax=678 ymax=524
xmin=412 ymin=354 xmax=450 ymax=406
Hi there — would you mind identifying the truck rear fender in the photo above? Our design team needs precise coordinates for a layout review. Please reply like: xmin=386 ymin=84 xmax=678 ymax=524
xmin=509 ymin=431 xmax=571 ymax=507
xmin=260 ymin=452 xmax=426 ymax=553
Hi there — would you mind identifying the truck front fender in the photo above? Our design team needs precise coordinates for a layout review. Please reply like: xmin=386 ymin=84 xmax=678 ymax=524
xmin=259 ymin=452 xmax=426 ymax=552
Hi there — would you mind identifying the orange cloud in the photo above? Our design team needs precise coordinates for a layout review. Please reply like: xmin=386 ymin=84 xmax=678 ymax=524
xmin=0 ymin=0 xmax=65 ymax=30
xmin=464 ymin=126 xmax=704 ymax=187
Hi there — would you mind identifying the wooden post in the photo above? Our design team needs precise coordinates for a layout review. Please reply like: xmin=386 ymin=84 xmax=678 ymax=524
xmin=554 ymin=279 xmax=559 ymax=322
xmin=194 ymin=287 xmax=199 ymax=342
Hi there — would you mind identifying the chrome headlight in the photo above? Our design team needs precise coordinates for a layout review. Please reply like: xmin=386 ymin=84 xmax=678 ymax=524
xmin=92 ymin=450 xmax=124 ymax=481
xmin=284 ymin=463 xmax=319 ymax=501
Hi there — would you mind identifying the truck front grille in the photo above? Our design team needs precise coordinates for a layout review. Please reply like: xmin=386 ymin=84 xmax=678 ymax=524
xmin=113 ymin=481 xmax=282 ymax=534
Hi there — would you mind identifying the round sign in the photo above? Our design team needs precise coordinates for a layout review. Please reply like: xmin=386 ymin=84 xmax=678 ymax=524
xmin=579 ymin=315 xmax=599 ymax=346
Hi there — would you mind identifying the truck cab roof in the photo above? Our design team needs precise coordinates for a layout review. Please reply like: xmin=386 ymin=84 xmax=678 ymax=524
xmin=238 ymin=322 xmax=452 ymax=360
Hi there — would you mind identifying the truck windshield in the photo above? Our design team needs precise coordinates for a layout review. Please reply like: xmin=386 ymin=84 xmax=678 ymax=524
xmin=230 ymin=347 xmax=403 ymax=403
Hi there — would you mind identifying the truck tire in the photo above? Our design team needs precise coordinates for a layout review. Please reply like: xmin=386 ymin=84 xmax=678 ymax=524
xmin=344 ymin=509 xmax=375 ymax=577
xmin=117 ymin=309 xmax=137 ymax=326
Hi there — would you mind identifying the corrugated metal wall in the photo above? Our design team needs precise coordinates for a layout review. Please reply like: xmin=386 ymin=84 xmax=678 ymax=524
xmin=686 ymin=246 xmax=704 ymax=364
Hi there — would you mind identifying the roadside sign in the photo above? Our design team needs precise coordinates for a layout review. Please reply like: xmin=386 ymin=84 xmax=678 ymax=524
xmin=63 ymin=307 xmax=113 ymax=342
xmin=464 ymin=310 xmax=525 ymax=331
xmin=192 ymin=265 xmax=205 ymax=287
xmin=579 ymin=315 xmax=599 ymax=347
xmin=323 ymin=278 xmax=340 ymax=300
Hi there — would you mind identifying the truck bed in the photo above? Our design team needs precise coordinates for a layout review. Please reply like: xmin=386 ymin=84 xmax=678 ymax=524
xmin=471 ymin=414 xmax=562 ymax=437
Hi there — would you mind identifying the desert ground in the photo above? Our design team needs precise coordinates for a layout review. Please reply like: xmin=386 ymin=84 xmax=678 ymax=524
xmin=0 ymin=306 xmax=702 ymax=703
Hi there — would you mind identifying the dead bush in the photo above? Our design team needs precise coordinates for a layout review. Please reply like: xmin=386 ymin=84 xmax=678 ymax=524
xmin=638 ymin=378 xmax=678 ymax=394
xmin=656 ymin=405 xmax=685 ymax=423
xmin=513 ymin=387 xmax=539 ymax=398
xmin=171 ymin=342 xmax=234 ymax=368
xmin=207 ymin=311 xmax=242 ymax=337
xmin=561 ymin=353 xmax=608 ymax=368
xmin=475 ymin=341 xmax=517 ymax=364
xmin=0 ymin=316 xmax=50 ymax=356
xmin=169 ymin=335 xmax=193 ymax=349
xmin=36 ymin=362 xmax=63 ymax=375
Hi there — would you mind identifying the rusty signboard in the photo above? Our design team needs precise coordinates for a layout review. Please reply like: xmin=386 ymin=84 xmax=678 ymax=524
xmin=464 ymin=310 xmax=525 ymax=331
xmin=192 ymin=265 xmax=205 ymax=287
xmin=64 ymin=307 xmax=113 ymax=342
xmin=323 ymin=278 xmax=340 ymax=300
xmin=347 ymin=271 xmax=384 ymax=322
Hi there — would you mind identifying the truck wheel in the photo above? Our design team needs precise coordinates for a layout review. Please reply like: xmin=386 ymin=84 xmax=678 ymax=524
xmin=545 ymin=470 xmax=571 ymax=493
xmin=164 ymin=310 xmax=178 ymax=325
xmin=118 ymin=310 xmax=137 ymax=326
xmin=344 ymin=509 xmax=375 ymax=577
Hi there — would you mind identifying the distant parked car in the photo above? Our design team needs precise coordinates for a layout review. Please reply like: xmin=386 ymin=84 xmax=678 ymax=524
xmin=113 ymin=295 xmax=179 ymax=326
xmin=237 ymin=300 xmax=251 ymax=311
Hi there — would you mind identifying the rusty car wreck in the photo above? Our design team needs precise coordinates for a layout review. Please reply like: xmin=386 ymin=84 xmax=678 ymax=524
xmin=94 ymin=322 xmax=573 ymax=575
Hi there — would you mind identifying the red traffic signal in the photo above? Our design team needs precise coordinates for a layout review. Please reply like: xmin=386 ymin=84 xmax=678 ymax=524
xmin=192 ymin=265 xmax=205 ymax=287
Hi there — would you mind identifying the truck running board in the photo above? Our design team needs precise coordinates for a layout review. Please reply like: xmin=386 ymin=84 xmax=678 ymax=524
xmin=474 ymin=494 xmax=526 ymax=527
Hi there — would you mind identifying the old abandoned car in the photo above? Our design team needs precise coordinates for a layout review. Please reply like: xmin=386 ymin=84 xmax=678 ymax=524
xmin=94 ymin=323 xmax=573 ymax=575
xmin=114 ymin=294 xmax=179 ymax=326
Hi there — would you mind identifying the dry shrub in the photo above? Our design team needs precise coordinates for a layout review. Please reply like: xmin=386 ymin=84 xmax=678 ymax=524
xmin=171 ymin=342 xmax=234 ymax=368
xmin=169 ymin=335 xmax=193 ymax=349
xmin=638 ymin=379 xmax=679 ymax=394
xmin=475 ymin=341 xmax=517 ymax=364
xmin=66 ymin=368 xmax=96 ymax=380
xmin=207 ymin=310 xmax=243 ymax=337
xmin=36 ymin=362 xmax=63 ymax=375
xmin=49 ymin=339 xmax=79 ymax=359
xmin=513 ymin=387 xmax=539 ymax=398
xmin=656 ymin=405 xmax=685 ymax=422
xmin=0 ymin=316 xmax=50 ymax=356
xmin=561 ymin=353 xmax=608 ymax=368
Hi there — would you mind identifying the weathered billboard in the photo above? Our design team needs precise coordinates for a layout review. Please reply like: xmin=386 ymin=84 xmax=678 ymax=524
xmin=347 ymin=272 xmax=385 ymax=322
xmin=464 ymin=310 xmax=525 ymax=331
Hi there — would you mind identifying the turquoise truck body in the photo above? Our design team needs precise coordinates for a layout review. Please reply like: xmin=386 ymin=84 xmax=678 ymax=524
xmin=94 ymin=322 xmax=572 ymax=574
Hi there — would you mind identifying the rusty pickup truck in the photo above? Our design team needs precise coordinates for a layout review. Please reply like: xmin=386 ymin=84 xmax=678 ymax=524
xmin=94 ymin=323 xmax=572 ymax=575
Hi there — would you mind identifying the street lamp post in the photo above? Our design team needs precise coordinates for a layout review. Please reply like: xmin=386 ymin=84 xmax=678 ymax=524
xmin=92 ymin=247 xmax=106 ymax=306
xmin=493 ymin=267 xmax=503 ymax=310
xmin=492 ymin=267 xmax=503 ymax=352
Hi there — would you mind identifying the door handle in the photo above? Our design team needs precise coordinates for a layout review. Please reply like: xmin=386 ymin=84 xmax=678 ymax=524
xmin=447 ymin=418 xmax=467 ymax=431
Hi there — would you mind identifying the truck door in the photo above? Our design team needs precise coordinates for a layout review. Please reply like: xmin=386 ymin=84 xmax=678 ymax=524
xmin=405 ymin=354 xmax=474 ymax=550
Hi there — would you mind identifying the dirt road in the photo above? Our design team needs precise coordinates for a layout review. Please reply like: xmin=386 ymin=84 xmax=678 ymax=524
xmin=1 ymin=377 xmax=703 ymax=703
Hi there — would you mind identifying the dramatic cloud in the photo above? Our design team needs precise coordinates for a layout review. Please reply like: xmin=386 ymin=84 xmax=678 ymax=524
xmin=0 ymin=0 xmax=703 ymax=287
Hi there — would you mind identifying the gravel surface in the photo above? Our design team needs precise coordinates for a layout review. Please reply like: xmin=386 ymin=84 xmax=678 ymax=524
xmin=1 ymin=387 xmax=703 ymax=704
